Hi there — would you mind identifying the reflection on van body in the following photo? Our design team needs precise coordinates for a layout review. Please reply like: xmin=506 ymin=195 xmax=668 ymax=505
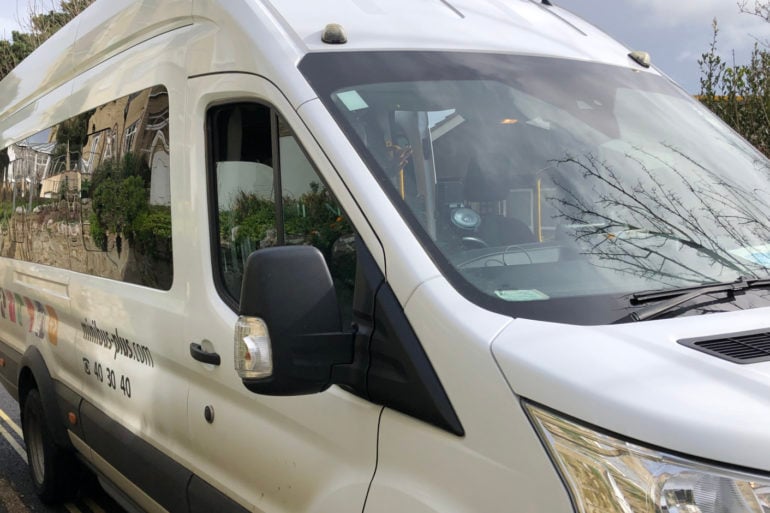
xmin=210 ymin=103 xmax=355 ymax=312
xmin=0 ymin=85 xmax=172 ymax=290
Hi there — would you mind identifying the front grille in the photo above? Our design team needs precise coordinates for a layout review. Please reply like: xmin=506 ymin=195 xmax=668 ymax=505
xmin=679 ymin=330 xmax=770 ymax=364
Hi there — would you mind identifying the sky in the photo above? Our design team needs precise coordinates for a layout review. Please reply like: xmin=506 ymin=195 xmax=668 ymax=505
xmin=2 ymin=1 xmax=770 ymax=93
xmin=0 ymin=0 xmax=25 ymax=40
xmin=556 ymin=0 xmax=770 ymax=93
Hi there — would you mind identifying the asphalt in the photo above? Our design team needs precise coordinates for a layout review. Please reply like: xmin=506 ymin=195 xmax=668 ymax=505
xmin=0 ymin=386 xmax=125 ymax=513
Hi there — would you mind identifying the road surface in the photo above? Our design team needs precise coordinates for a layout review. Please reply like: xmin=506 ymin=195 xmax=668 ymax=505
xmin=0 ymin=385 xmax=126 ymax=513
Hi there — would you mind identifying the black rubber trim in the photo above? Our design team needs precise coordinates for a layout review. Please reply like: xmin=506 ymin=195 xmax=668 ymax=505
xmin=369 ymin=280 xmax=464 ymax=436
xmin=352 ymin=243 xmax=464 ymax=436
xmin=0 ymin=339 xmax=21 ymax=401
xmin=79 ymin=400 xmax=192 ymax=513
xmin=20 ymin=346 xmax=72 ymax=449
xmin=188 ymin=475 xmax=250 ymax=513
xmin=679 ymin=328 xmax=770 ymax=364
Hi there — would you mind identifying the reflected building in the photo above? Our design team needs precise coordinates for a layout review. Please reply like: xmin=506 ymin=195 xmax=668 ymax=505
xmin=3 ymin=141 xmax=55 ymax=198
xmin=0 ymin=85 xmax=173 ymax=290
xmin=37 ymin=85 xmax=170 ymax=205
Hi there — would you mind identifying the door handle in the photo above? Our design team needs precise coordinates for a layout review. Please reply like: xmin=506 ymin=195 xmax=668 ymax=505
xmin=189 ymin=342 xmax=221 ymax=366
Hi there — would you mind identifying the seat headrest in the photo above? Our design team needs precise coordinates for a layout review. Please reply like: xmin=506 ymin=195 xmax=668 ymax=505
xmin=464 ymin=153 xmax=511 ymax=202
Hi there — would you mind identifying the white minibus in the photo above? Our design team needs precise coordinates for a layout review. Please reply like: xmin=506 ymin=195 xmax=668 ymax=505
xmin=2 ymin=1 xmax=770 ymax=512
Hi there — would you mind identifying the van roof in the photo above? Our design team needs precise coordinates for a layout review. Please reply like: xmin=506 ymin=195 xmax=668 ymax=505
xmin=266 ymin=0 xmax=633 ymax=66
xmin=0 ymin=0 xmax=654 ymax=140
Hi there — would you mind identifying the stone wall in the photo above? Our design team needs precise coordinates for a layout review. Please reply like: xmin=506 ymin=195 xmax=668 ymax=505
xmin=0 ymin=201 xmax=170 ymax=288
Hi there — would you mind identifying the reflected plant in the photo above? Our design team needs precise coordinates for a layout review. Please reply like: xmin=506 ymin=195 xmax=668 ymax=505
xmin=89 ymin=152 xmax=170 ymax=258
xmin=227 ymin=192 xmax=276 ymax=246
xmin=226 ymin=182 xmax=352 ymax=256
xmin=548 ymin=147 xmax=770 ymax=286
xmin=284 ymin=182 xmax=352 ymax=256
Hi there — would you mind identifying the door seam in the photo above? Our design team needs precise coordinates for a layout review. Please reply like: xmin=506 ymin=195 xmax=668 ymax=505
xmin=362 ymin=406 xmax=385 ymax=513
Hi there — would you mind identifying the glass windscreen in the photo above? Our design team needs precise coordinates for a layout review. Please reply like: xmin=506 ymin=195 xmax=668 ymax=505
xmin=300 ymin=52 xmax=770 ymax=324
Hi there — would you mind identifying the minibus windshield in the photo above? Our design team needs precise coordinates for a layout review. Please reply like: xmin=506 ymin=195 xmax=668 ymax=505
xmin=300 ymin=52 xmax=770 ymax=324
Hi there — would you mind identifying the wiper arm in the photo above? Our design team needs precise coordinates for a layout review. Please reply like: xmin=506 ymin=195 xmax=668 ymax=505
xmin=624 ymin=277 xmax=770 ymax=322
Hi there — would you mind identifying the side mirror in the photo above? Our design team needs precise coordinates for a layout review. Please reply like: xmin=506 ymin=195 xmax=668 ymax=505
xmin=235 ymin=245 xmax=354 ymax=395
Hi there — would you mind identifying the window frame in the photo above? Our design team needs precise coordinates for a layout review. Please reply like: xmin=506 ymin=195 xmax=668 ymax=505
xmin=0 ymin=84 xmax=174 ymax=290
xmin=206 ymin=101 xmax=286 ymax=311
xmin=205 ymin=100 xmax=352 ymax=312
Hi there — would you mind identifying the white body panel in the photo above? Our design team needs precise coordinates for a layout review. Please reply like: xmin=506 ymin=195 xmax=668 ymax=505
xmin=0 ymin=1 xmax=765 ymax=513
xmin=182 ymin=72 xmax=381 ymax=512
xmin=493 ymin=308 xmax=770 ymax=471
xmin=365 ymin=276 xmax=572 ymax=512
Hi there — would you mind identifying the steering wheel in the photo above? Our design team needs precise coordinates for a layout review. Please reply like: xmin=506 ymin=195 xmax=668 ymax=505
xmin=461 ymin=236 xmax=488 ymax=249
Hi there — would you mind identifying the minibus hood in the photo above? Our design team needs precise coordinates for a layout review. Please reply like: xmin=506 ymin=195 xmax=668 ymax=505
xmin=491 ymin=308 xmax=770 ymax=472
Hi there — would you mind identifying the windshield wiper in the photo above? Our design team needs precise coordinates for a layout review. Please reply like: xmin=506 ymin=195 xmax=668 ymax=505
xmin=621 ymin=277 xmax=770 ymax=322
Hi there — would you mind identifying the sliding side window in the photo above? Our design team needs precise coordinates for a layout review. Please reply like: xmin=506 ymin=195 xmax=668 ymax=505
xmin=0 ymin=85 xmax=172 ymax=289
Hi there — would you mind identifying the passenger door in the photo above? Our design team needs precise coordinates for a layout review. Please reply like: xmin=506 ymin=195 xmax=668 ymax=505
xmin=183 ymin=74 xmax=382 ymax=513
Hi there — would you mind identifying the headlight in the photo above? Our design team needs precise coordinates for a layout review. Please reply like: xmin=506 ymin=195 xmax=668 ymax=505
xmin=525 ymin=403 xmax=770 ymax=513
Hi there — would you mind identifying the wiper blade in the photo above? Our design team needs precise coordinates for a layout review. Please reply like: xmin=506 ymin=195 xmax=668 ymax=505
xmin=624 ymin=277 xmax=770 ymax=322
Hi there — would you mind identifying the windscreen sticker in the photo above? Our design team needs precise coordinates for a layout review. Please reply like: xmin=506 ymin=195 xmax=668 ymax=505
xmin=494 ymin=289 xmax=550 ymax=301
xmin=730 ymin=245 xmax=770 ymax=266
xmin=336 ymin=90 xmax=368 ymax=111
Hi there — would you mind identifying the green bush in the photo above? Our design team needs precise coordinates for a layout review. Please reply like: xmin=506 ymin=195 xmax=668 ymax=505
xmin=89 ymin=212 xmax=106 ymax=250
xmin=229 ymin=191 xmax=276 ymax=245
xmin=80 ymin=177 xmax=91 ymax=199
xmin=284 ymin=182 xmax=351 ymax=255
xmin=699 ymin=20 xmax=770 ymax=156
xmin=91 ymin=174 xmax=146 ymax=237
xmin=89 ymin=153 xmax=170 ymax=258
xmin=226 ymin=183 xmax=352 ymax=256
xmin=132 ymin=206 xmax=172 ymax=259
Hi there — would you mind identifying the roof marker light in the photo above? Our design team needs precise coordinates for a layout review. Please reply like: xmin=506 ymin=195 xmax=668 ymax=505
xmin=629 ymin=50 xmax=651 ymax=68
xmin=322 ymin=23 xmax=348 ymax=45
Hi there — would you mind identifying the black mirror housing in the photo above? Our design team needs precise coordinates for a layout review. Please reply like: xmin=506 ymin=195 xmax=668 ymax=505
xmin=238 ymin=245 xmax=354 ymax=395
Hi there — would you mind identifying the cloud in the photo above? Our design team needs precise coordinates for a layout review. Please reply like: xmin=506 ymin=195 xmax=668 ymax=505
xmin=625 ymin=1 xmax=770 ymax=63
xmin=677 ymin=50 xmax=695 ymax=63
xmin=0 ymin=16 xmax=20 ymax=40
xmin=627 ymin=1 xmax=752 ymax=26
xmin=628 ymin=0 xmax=770 ymax=39
xmin=557 ymin=0 xmax=770 ymax=91
xmin=0 ymin=0 xmax=25 ymax=40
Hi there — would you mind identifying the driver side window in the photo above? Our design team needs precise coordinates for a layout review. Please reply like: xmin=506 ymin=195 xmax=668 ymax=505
xmin=207 ymin=103 xmax=355 ymax=319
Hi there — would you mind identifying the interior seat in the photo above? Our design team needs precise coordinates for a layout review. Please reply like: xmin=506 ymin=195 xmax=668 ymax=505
xmin=464 ymin=154 xmax=536 ymax=246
